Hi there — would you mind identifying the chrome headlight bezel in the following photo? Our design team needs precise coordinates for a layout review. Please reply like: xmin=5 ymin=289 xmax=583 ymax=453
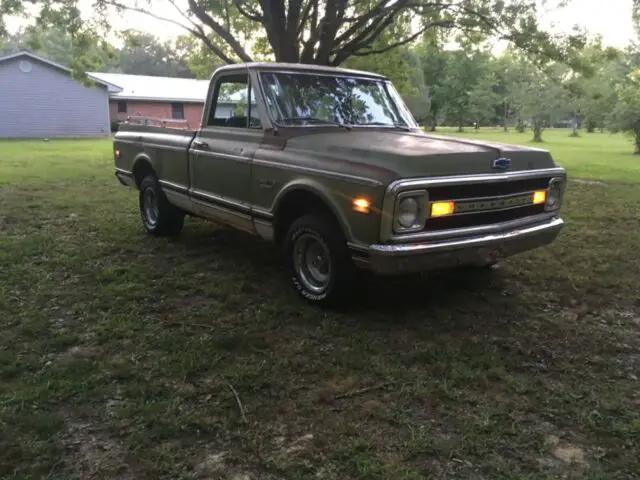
xmin=545 ymin=177 xmax=564 ymax=211
xmin=393 ymin=189 xmax=429 ymax=233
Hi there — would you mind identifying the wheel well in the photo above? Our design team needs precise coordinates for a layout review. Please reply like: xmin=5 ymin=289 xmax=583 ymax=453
xmin=273 ymin=190 xmax=342 ymax=246
xmin=132 ymin=159 xmax=154 ymax=188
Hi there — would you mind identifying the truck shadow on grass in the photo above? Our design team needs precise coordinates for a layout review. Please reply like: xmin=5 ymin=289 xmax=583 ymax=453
xmin=175 ymin=218 xmax=526 ymax=317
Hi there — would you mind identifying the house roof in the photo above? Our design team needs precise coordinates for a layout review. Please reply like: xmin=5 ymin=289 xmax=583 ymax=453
xmin=0 ymin=50 xmax=113 ymax=88
xmin=88 ymin=72 xmax=211 ymax=103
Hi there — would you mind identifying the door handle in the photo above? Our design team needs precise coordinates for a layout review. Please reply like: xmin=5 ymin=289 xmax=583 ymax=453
xmin=258 ymin=179 xmax=275 ymax=189
xmin=192 ymin=140 xmax=210 ymax=150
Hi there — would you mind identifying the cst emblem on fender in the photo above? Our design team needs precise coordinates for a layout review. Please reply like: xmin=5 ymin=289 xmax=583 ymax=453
xmin=492 ymin=157 xmax=511 ymax=170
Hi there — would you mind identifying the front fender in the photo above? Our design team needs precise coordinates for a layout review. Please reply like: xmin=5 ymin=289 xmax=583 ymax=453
xmin=273 ymin=176 xmax=385 ymax=246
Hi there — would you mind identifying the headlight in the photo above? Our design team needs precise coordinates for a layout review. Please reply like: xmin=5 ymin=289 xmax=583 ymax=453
xmin=546 ymin=178 xmax=564 ymax=211
xmin=397 ymin=197 xmax=418 ymax=227
xmin=394 ymin=190 xmax=427 ymax=232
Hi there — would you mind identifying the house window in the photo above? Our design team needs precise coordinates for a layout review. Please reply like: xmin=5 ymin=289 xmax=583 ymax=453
xmin=117 ymin=101 xmax=127 ymax=113
xmin=171 ymin=103 xmax=185 ymax=120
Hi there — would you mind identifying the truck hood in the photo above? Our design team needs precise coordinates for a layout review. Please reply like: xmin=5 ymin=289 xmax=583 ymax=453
xmin=284 ymin=129 xmax=556 ymax=184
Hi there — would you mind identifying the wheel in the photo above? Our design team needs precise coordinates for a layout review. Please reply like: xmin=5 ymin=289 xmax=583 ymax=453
xmin=282 ymin=213 xmax=355 ymax=307
xmin=139 ymin=174 xmax=185 ymax=236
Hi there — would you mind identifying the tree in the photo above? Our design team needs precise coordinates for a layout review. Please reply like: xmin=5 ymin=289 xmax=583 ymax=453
xmin=0 ymin=25 xmax=196 ymax=77
xmin=414 ymin=35 xmax=448 ymax=131
xmin=2 ymin=0 xmax=587 ymax=74
xmin=508 ymin=57 xmax=572 ymax=142
xmin=608 ymin=69 xmax=640 ymax=154
xmin=578 ymin=50 xmax=629 ymax=132
xmin=116 ymin=30 xmax=194 ymax=77
xmin=491 ymin=52 xmax=529 ymax=131
xmin=0 ymin=25 xmax=118 ymax=71
xmin=438 ymin=49 xmax=495 ymax=131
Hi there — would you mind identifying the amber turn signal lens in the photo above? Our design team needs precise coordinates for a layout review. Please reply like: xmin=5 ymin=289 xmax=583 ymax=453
xmin=430 ymin=201 xmax=455 ymax=217
xmin=353 ymin=197 xmax=371 ymax=214
xmin=532 ymin=190 xmax=547 ymax=205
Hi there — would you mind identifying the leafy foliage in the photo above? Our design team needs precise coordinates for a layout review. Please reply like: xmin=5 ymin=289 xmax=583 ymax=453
xmin=1 ymin=25 xmax=194 ymax=77
xmin=608 ymin=69 xmax=640 ymax=154
xmin=2 ymin=0 xmax=587 ymax=72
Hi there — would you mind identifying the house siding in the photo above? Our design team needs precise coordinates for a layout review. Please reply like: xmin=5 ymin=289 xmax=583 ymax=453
xmin=0 ymin=56 xmax=110 ymax=138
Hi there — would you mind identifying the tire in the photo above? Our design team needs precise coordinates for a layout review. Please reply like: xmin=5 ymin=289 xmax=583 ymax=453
xmin=282 ymin=213 xmax=355 ymax=307
xmin=139 ymin=174 xmax=185 ymax=236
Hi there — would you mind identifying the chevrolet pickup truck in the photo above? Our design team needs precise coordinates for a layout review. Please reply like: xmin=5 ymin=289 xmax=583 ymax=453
xmin=113 ymin=62 xmax=566 ymax=306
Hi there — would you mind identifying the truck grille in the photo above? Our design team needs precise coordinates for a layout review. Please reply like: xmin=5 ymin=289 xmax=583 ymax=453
xmin=427 ymin=177 xmax=552 ymax=201
xmin=424 ymin=176 xmax=553 ymax=231
xmin=426 ymin=204 xmax=546 ymax=231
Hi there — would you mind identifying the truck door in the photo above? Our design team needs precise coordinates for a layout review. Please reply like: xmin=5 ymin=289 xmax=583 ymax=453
xmin=188 ymin=71 xmax=262 ymax=234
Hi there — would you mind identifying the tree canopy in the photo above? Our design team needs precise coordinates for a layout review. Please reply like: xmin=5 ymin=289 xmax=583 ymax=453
xmin=1 ymin=0 xmax=587 ymax=70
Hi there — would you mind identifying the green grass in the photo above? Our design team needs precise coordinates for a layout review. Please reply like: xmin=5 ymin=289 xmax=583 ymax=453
xmin=1 ymin=137 xmax=639 ymax=479
xmin=436 ymin=127 xmax=640 ymax=184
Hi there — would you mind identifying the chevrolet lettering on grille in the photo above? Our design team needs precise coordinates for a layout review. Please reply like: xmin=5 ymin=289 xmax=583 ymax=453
xmin=452 ymin=192 xmax=535 ymax=214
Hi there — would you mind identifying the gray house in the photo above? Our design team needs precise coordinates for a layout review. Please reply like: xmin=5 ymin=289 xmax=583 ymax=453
xmin=0 ymin=51 xmax=112 ymax=138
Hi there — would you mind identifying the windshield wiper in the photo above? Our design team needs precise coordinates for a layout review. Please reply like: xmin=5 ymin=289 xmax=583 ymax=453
xmin=279 ymin=117 xmax=351 ymax=130
xmin=359 ymin=121 xmax=411 ymax=131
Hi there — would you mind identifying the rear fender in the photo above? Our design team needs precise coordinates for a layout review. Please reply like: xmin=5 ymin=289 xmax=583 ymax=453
xmin=131 ymin=153 xmax=155 ymax=187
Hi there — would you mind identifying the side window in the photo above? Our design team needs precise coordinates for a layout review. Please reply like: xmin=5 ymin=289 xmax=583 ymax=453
xmin=117 ymin=101 xmax=127 ymax=113
xmin=207 ymin=73 xmax=261 ymax=129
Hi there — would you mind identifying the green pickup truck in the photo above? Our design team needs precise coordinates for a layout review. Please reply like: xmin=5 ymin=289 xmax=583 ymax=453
xmin=113 ymin=62 xmax=566 ymax=306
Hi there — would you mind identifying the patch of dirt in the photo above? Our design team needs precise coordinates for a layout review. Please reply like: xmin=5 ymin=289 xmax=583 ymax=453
xmin=194 ymin=451 xmax=228 ymax=477
xmin=571 ymin=179 xmax=608 ymax=187
xmin=544 ymin=434 xmax=588 ymax=467
xmin=193 ymin=451 xmax=259 ymax=480
xmin=63 ymin=345 xmax=102 ymax=360
xmin=66 ymin=422 xmax=134 ymax=479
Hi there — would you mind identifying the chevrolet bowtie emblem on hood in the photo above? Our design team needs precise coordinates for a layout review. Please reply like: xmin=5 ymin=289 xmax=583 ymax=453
xmin=492 ymin=157 xmax=512 ymax=170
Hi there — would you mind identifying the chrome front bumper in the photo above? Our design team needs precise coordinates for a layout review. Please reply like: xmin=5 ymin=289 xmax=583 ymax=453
xmin=351 ymin=216 xmax=564 ymax=275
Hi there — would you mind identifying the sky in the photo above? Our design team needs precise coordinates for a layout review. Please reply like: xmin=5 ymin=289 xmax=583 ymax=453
xmin=5 ymin=0 xmax=636 ymax=49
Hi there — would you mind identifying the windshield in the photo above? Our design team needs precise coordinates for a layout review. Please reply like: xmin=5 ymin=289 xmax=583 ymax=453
xmin=259 ymin=71 xmax=418 ymax=128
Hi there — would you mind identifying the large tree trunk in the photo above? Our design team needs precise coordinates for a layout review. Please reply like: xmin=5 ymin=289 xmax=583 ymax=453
xmin=532 ymin=121 xmax=543 ymax=142
xmin=634 ymin=129 xmax=640 ymax=155
xmin=457 ymin=117 xmax=464 ymax=132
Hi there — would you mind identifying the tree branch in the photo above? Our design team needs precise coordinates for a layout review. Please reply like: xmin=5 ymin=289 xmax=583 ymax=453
xmin=186 ymin=0 xmax=253 ymax=62
xmin=105 ymin=0 xmax=237 ymax=64
xmin=296 ymin=0 xmax=314 ymax=39
xmin=235 ymin=0 xmax=264 ymax=22
xmin=350 ymin=20 xmax=455 ymax=57
xmin=300 ymin=1 xmax=320 ymax=63
xmin=334 ymin=0 xmax=395 ymax=45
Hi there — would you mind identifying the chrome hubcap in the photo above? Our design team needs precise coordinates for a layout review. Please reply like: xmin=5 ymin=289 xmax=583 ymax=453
xmin=293 ymin=233 xmax=331 ymax=294
xmin=143 ymin=188 xmax=159 ymax=226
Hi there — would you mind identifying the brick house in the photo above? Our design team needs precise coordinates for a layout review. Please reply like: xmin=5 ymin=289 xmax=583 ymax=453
xmin=88 ymin=72 xmax=210 ymax=129
xmin=89 ymin=72 xmax=244 ymax=130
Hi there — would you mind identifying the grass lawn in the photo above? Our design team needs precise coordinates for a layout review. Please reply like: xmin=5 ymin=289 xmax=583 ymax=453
xmin=436 ymin=127 xmax=640 ymax=184
xmin=1 ymin=136 xmax=639 ymax=479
